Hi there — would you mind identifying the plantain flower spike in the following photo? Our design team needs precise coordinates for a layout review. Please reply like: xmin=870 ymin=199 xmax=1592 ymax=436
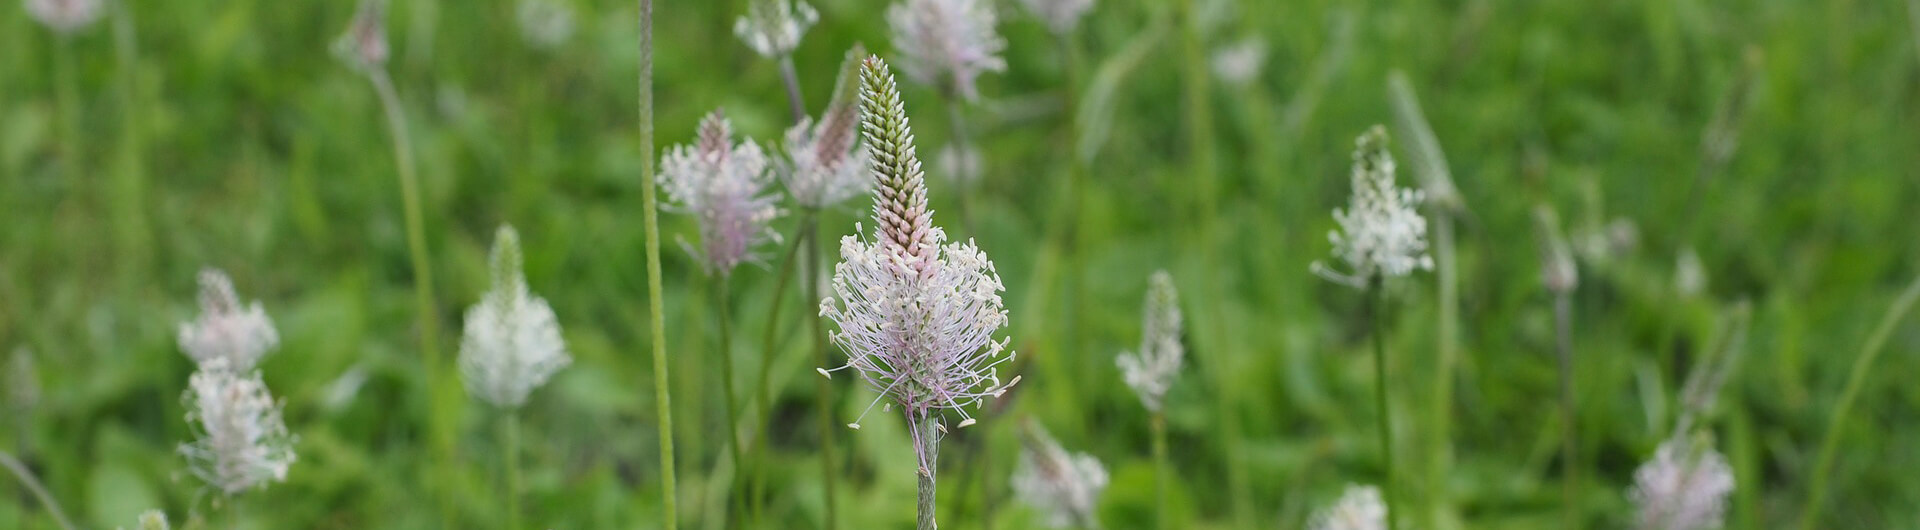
xmin=659 ymin=109 xmax=784 ymax=275
xmin=1629 ymin=433 xmax=1734 ymax=530
xmin=1312 ymin=126 xmax=1433 ymax=288
xmin=1115 ymin=271 xmax=1182 ymax=412
xmin=887 ymin=0 xmax=1006 ymax=101
xmin=458 ymin=225 xmax=572 ymax=409
xmin=178 ymin=269 xmax=280 ymax=372
xmin=24 ymin=0 xmax=103 ymax=34
xmin=818 ymin=56 xmax=1018 ymax=475
xmin=1017 ymin=0 xmax=1095 ymax=36
xmin=179 ymin=358 xmax=297 ymax=496
xmin=735 ymin=0 xmax=818 ymax=58
xmin=780 ymin=45 xmax=874 ymax=208
xmin=1011 ymin=421 xmax=1108 ymax=528
xmin=516 ymin=0 xmax=576 ymax=50
xmin=332 ymin=0 xmax=389 ymax=74
xmin=1310 ymin=484 xmax=1387 ymax=530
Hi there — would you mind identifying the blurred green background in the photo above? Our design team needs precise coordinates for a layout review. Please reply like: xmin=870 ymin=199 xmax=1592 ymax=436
xmin=3 ymin=0 xmax=1919 ymax=528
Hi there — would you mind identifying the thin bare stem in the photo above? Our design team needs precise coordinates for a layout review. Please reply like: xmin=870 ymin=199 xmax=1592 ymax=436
xmin=505 ymin=411 xmax=522 ymax=530
xmin=0 ymin=450 xmax=75 ymax=530
xmin=637 ymin=2 xmax=678 ymax=527
xmin=1555 ymin=292 xmax=1577 ymax=530
xmin=1370 ymin=277 xmax=1398 ymax=530
xmin=1427 ymin=214 xmax=1458 ymax=528
xmin=716 ymin=278 xmax=743 ymax=524
xmin=778 ymin=55 xmax=808 ymax=124
xmin=1798 ymin=272 xmax=1920 ymax=530
xmin=1151 ymin=411 xmax=1170 ymax=530
xmin=942 ymin=94 xmax=976 ymax=235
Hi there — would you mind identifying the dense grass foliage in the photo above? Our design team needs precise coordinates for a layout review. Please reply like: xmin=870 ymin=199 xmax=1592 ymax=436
xmin=3 ymin=0 xmax=1918 ymax=528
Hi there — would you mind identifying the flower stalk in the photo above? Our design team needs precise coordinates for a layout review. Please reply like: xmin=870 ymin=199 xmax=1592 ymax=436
xmin=635 ymin=1 xmax=677 ymax=527
xmin=1798 ymin=272 xmax=1920 ymax=530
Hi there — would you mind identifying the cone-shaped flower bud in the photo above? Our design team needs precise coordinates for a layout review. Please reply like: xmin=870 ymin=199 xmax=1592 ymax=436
xmin=1115 ymin=270 xmax=1182 ymax=412
xmin=459 ymin=225 xmax=572 ymax=409
xmin=781 ymin=45 xmax=874 ymax=208
xmin=1313 ymin=126 xmax=1433 ymax=287
xmin=178 ymin=269 xmax=279 ymax=372
xmin=332 ymin=0 xmax=389 ymax=74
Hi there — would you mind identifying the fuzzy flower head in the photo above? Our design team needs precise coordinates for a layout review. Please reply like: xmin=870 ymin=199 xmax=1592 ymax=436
xmin=1310 ymin=484 xmax=1387 ymax=530
xmin=1211 ymin=37 xmax=1268 ymax=88
xmin=459 ymin=225 xmax=572 ymax=409
xmin=1116 ymin=271 xmax=1182 ymax=412
xmin=659 ymin=109 xmax=783 ymax=276
xmin=1313 ymin=126 xmax=1433 ymax=287
xmin=1017 ymin=0 xmax=1094 ymax=35
xmin=1533 ymin=205 xmax=1579 ymax=294
xmin=332 ymin=0 xmax=389 ymax=74
xmin=818 ymin=56 xmax=1018 ymax=474
xmin=888 ymin=0 xmax=1007 ymax=101
xmin=516 ymin=0 xmax=576 ymax=50
xmin=780 ymin=46 xmax=873 ymax=208
xmin=179 ymin=359 xmax=296 ymax=496
xmin=735 ymin=0 xmax=818 ymax=58
xmin=23 ymin=0 xmax=102 ymax=34
xmin=1630 ymin=434 xmax=1734 ymax=530
xmin=178 ymin=269 xmax=280 ymax=372
xmin=1011 ymin=421 xmax=1108 ymax=528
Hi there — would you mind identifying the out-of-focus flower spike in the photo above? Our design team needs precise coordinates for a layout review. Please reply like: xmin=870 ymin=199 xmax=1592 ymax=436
xmin=1312 ymin=126 xmax=1433 ymax=287
xmin=781 ymin=45 xmax=875 ymax=208
xmin=1387 ymin=71 xmax=1465 ymax=214
xmin=332 ymin=0 xmax=389 ymax=74
xmin=1017 ymin=0 xmax=1095 ymax=35
xmin=517 ymin=0 xmax=576 ymax=50
xmin=1011 ymin=420 xmax=1108 ymax=528
xmin=659 ymin=109 xmax=784 ymax=275
xmin=1116 ymin=271 xmax=1182 ymax=412
xmin=735 ymin=0 xmax=819 ymax=58
xmin=1310 ymin=484 xmax=1387 ymax=530
xmin=24 ymin=0 xmax=103 ymax=34
xmin=887 ymin=0 xmax=1007 ymax=101
xmin=1532 ymin=205 xmax=1578 ymax=295
xmin=179 ymin=359 xmax=297 ymax=496
xmin=178 ymin=269 xmax=280 ymax=372
xmin=458 ymin=224 xmax=572 ymax=409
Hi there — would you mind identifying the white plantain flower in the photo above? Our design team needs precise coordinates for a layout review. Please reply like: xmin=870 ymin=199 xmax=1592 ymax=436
xmin=819 ymin=56 xmax=1019 ymax=475
xmin=178 ymin=269 xmax=279 ymax=372
xmin=1115 ymin=271 xmax=1182 ymax=412
xmin=23 ymin=0 xmax=102 ymax=34
xmin=1017 ymin=0 xmax=1094 ymax=35
xmin=1011 ymin=422 xmax=1107 ymax=528
xmin=1675 ymin=247 xmax=1706 ymax=297
xmin=516 ymin=0 xmax=576 ymax=50
xmin=459 ymin=225 xmax=571 ymax=409
xmin=1313 ymin=126 xmax=1433 ymax=287
xmin=332 ymin=0 xmax=389 ymax=74
xmin=734 ymin=0 xmax=818 ymax=58
xmin=1630 ymin=434 xmax=1734 ymax=530
xmin=659 ymin=109 xmax=784 ymax=276
xmin=1211 ymin=37 xmax=1267 ymax=88
xmin=179 ymin=359 xmax=296 ymax=496
xmin=887 ymin=0 xmax=1006 ymax=101
xmin=1310 ymin=484 xmax=1387 ymax=530
xmin=1534 ymin=205 xmax=1578 ymax=294
xmin=780 ymin=46 xmax=873 ymax=208
xmin=117 ymin=510 xmax=169 ymax=530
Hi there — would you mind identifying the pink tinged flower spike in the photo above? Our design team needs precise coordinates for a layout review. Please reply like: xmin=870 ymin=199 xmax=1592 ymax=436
xmin=1312 ymin=125 xmax=1434 ymax=288
xmin=1310 ymin=484 xmax=1388 ymax=530
xmin=734 ymin=0 xmax=819 ymax=59
xmin=458 ymin=225 xmax=571 ymax=409
xmin=818 ymin=56 xmax=1018 ymax=474
xmin=1115 ymin=270 xmax=1182 ymax=412
xmin=23 ymin=0 xmax=103 ymax=34
xmin=887 ymin=0 xmax=1007 ymax=101
xmin=332 ymin=0 xmax=390 ymax=74
xmin=179 ymin=359 xmax=297 ymax=497
xmin=780 ymin=45 xmax=875 ymax=209
xmin=658 ymin=109 xmax=784 ymax=276
xmin=1016 ymin=0 xmax=1095 ymax=36
xmin=1629 ymin=434 xmax=1734 ymax=530
xmin=178 ymin=269 xmax=280 ymax=372
xmin=1011 ymin=421 xmax=1108 ymax=528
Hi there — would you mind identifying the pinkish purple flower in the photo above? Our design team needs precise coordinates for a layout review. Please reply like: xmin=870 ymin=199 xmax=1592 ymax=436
xmin=887 ymin=0 xmax=1006 ymax=101
xmin=659 ymin=109 xmax=783 ymax=276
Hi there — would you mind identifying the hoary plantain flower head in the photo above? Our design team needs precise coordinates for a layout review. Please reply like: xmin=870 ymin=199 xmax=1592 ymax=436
xmin=332 ymin=0 xmax=389 ymax=74
xmin=1310 ymin=484 xmax=1388 ymax=530
xmin=516 ymin=0 xmax=576 ymax=50
xmin=818 ymin=56 xmax=1018 ymax=475
xmin=1629 ymin=433 xmax=1734 ymax=530
xmin=1312 ymin=126 xmax=1433 ymax=287
xmin=458 ymin=225 xmax=572 ymax=409
xmin=735 ymin=0 xmax=818 ymax=58
xmin=659 ymin=109 xmax=784 ymax=276
xmin=178 ymin=269 xmax=280 ymax=372
xmin=24 ymin=0 xmax=103 ymax=34
xmin=780 ymin=45 xmax=873 ymax=208
xmin=1116 ymin=270 xmax=1182 ymax=412
xmin=887 ymin=0 xmax=1006 ymax=101
xmin=179 ymin=359 xmax=297 ymax=496
xmin=1011 ymin=421 xmax=1108 ymax=528
xmin=1017 ymin=0 xmax=1094 ymax=35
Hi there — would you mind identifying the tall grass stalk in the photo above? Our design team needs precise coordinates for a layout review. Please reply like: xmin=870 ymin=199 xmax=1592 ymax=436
xmin=110 ymin=4 xmax=149 ymax=286
xmin=1389 ymin=70 xmax=1463 ymax=529
xmin=779 ymin=56 xmax=808 ymax=123
xmin=1150 ymin=411 xmax=1169 ymax=530
xmin=1369 ymin=276 xmax=1398 ymax=530
xmin=1797 ymin=272 xmax=1920 ymax=530
xmin=0 ymin=449 xmax=75 ymax=530
xmin=714 ymin=278 xmax=744 ymax=523
xmin=1553 ymin=291 xmax=1576 ymax=529
xmin=366 ymin=67 xmax=455 ymax=522
xmin=503 ymin=412 xmax=522 ymax=530
xmin=636 ymin=2 xmax=679 ymax=526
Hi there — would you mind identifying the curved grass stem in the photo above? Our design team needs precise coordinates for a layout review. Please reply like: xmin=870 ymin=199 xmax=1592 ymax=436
xmin=1797 ymin=273 xmax=1920 ymax=530
xmin=637 ymin=2 xmax=678 ymax=526
xmin=1370 ymin=277 xmax=1398 ymax=530
xmin=0 ymin=450 xmax=74 ymax=530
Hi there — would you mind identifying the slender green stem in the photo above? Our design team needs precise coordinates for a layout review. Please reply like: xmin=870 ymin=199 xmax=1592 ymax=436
xmin=111 ymin=4 xmax=149 ymax=286
xmin=370 ymin=68 xmax=453 ymax=524
xmin=777 ymin=55 xmax=808 ymax=124
xmin=917 ymin=416 xmax=940 ymax=530
xmin=504 ymin=411 xmax=522 ymax=530
xmin=0 ymin=450 xmax=75 ymax=530
xmin=53 ymin=38 xmax=81 ymax=189
xmin=637 ymin=2 xmax=678 ymax=527
xmin=942 ymin=95 xmax=976 ymax=235
xmin=1797 ymin=273 xmax=1920 ymax=530
xmin=750 ymin=212 xmax=809 ymax=525
xmin=806 ymin=215 xmax=839 ymax=530
xmin=1369 ymin=277 xmax=1397 ymax=530
xmin=230 ymin=496 xmax=242 ymax=530
xmin=716 ymin=278 xmax=743 ymax=523
xmin=1151 ymin=411 xmax=1170 ymax=530
xmin=1427 ymin=214 xmax=1458 ymax=529
xmin=1554 ymin=292 xmax=1577 ymax=530
xmin=1177 ymin=0 xmax=1215 ymax=234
